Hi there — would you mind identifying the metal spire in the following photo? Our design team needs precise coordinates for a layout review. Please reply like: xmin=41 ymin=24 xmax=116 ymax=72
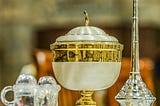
xmin=115 ymin=0 xmax=156 ymax=105
xmin=131 ymin=0 xmax=140 ymax=74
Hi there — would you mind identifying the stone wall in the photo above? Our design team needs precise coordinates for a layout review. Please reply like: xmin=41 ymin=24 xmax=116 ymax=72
xmin=32 ymin=0 xmax=160 ymax=27
xmin=0 ymin=0 xmax=33 ymax=89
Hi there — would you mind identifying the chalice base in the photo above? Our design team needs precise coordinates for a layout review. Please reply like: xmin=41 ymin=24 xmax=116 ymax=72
xmin=76 ymin=90 xmax=96 ymax=106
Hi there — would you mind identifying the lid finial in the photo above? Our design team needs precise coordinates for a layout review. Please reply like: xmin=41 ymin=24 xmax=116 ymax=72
xmin=84 ymin=10 xmax=89 ymax=26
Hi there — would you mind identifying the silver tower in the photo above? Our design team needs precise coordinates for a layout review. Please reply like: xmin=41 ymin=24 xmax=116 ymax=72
xmin=115 ymin=0 xmax=156 ymax=105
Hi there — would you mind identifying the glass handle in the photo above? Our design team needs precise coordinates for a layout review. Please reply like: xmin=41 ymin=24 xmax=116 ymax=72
xmin=1 ymin=86 xmax=14 ymax=105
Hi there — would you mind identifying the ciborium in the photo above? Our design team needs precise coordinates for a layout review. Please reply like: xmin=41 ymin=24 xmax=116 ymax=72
xmin=50 ymin=11 xmax=123 ymax=106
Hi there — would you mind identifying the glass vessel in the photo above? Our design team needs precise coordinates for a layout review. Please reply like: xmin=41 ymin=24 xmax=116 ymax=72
xmin=50 ymin=11 xmax=123 ymax=106
xmin=115 ymin=0 xmax=156 ymax=105
xmin=1 ymin=74 xmax=38 ymax=106
xmin=37 ymin=76 xmax=61 ymax=106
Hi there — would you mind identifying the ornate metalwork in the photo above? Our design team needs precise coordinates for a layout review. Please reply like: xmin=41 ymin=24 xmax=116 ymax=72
xmin=76 ymin=90 xmax=96 ymax=106
xmin=84 ymin=10 xmax=89 ymax=26
xmin=50 ymin=42 xmax=123 ymax=62
xmin=115 ymin=0 xmax=156 ymax=105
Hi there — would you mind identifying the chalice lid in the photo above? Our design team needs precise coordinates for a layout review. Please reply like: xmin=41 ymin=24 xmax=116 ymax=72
xmin=15 ymin=74 xmax=37 ymax=85
xmin=56 ymin=26 xmax=118 ymax=42
xmin=55 ymin=10 xmax=118 ymax=42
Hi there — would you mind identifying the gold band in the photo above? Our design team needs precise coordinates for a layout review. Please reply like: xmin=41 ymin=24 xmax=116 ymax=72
xmin=50 ymin=42 xmax=123 ymax=62
xmin=76 ymin=90 xmax=96 ymax=106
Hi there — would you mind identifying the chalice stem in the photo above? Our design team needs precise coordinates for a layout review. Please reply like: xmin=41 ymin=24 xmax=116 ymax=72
xmin=76 ymin=90 xmax=96 ymax=106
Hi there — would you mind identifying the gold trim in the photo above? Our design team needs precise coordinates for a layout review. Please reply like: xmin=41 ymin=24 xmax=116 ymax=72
xmin=76 ymin=90 xmax=96 ymax=106
xmin=84 ymin=10 xmax=89 ymax=26
xmin=50 ymin=42 xmax=123 ymax=62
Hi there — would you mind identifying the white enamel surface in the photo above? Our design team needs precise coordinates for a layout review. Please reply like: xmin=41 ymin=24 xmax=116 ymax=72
xmin=56 ymin=26 xmax=118 ymax=42
xmin=52 ymin=62 xmax=121 ymax=90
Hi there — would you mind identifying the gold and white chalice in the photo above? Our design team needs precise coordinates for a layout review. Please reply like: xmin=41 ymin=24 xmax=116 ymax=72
xmin=50 ymin=11 xmax=123 ymax=106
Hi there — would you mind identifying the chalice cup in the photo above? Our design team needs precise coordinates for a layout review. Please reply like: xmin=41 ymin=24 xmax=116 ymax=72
xmin=50 ymin=25 xmax=123 ymax=106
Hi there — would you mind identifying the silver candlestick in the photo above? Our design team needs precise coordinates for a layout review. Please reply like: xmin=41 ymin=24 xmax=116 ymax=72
xmin=115 ymin=0 xmax=156 ymax=105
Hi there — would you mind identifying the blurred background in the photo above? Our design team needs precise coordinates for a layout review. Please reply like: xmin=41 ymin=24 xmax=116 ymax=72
xmin=0 ymin=0 xmax=160 ymax=106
